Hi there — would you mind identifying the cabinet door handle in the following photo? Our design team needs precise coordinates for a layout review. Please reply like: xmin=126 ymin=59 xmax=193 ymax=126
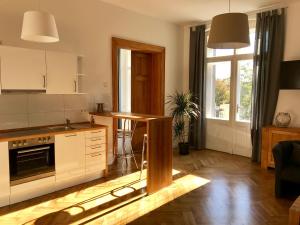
xmin=91 ymin=131 xmax=102 ymax=134
xmin=90 ymin=153 xmax=102 ymax=157
xmin=74 ymin=80 xmax=77 ymax=92
xmin=91 ymin=138 xmax=102 ymax=141
xmin=43 ymin=75 xmax=46 ymax=88
xmin=65 ymin=134 xmax=77 ymax=137
xmin=90 ymin=145 xmax=101 ymax=149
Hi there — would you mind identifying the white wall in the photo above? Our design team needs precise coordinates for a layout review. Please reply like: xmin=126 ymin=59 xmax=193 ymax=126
xmin=0 ymin=0 xmax=183 ymax=116
xmin=275 ymin=1 xmax=300 ymax=127
xmin=274 ymin=90 xmax=300 ymax=127
xmin=284 ymin=1 xmax=300 ymax=61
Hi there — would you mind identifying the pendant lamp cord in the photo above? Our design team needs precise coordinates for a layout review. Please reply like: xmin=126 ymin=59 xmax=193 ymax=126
xmin=228 ymin=0 xmax=231 ymax=12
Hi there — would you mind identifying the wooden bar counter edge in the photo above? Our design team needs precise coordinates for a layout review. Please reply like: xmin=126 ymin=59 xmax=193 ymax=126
xmin=90 ymin=112 xmax=173 ymax=194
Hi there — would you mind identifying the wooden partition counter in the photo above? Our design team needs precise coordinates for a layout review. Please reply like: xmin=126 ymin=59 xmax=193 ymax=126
xmin=90 ymin=112 xmax=173 ymax=194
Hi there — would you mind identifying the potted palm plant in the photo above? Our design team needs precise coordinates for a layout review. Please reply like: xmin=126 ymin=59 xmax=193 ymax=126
xmin=167 ymin=91 xmax=201 ymax=155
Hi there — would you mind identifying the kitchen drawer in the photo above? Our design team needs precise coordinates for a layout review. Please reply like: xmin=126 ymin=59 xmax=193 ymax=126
xmin=85 ymin=129 xmax=106 ymax=138
xmin=86 ymin=152 xmax=106 ymax=171
xmin=86 ymin=143 xmax=106 ymax=155
xmin=85 ymin=136 xmax=106 ymax=147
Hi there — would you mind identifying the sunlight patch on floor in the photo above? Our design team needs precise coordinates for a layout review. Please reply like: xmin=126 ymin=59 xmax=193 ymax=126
xmin=0 ymin=169 xmax=210 ymax=225
xmin=76 ymin=173 xmax=210 ymax=225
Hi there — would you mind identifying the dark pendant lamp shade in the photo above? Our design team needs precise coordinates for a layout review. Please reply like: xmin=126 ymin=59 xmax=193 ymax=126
xmin=207 ymin=13 xmax=250 ymax=49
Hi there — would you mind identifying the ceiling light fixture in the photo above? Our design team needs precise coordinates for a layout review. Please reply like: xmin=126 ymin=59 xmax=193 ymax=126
xmin=207 ymin=0 xmax=250 ymax=49
xmin=21 ymin=0 xmax=59 ymax=43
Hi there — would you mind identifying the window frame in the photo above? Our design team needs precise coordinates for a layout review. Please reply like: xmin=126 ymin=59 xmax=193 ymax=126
xmin=205 ymin=23 xmax=255 ymax=125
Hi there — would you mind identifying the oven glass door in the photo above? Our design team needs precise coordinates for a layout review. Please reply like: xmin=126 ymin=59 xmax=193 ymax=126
xmin=9 ymin=144 xmax=55 ymax=184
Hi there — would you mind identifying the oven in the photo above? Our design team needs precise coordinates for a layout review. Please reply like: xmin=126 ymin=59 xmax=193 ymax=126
xmin=9 ymin=136 xmax=55 ymax=186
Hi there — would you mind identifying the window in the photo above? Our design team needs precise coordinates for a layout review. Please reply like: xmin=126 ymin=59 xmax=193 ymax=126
xmin=236 ymin=60 xmax=253 ymax=122
xmin=206 ymin=61 xmax=231 ymax=120
xmin=205 ymin=26 xmax=255 ymax=123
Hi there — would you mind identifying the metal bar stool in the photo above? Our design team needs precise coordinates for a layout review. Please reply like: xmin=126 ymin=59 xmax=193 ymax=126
xmin=114 ymin=118 xmax=139 ymax=175
xmin=140 ymin=133 xmax=148 ymax=180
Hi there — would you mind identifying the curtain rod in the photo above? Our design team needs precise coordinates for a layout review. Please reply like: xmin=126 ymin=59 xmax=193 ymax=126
xmin=188 ymin=3 xmax=288 ymax=28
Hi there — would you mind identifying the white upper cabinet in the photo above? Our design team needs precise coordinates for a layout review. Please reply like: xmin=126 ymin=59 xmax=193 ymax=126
xmin=46 ymin=51 xmax=78 ymax=94
xmin=0 ymin=46 xmax=46 ymax=90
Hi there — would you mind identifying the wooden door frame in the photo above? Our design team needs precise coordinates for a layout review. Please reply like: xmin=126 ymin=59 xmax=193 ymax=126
xmin=112 ymin=37 xmax=165 ymax=115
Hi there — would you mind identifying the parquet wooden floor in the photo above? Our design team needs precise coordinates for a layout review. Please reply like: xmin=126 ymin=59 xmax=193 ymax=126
xmin=129 ymin=150 xmax=296 ymax=225
xmin=0 ymin=150 xmax=296 ymax=225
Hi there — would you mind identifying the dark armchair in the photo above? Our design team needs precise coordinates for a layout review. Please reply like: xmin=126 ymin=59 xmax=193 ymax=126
xmin=272 ymin=141 xmax=300 ymax=197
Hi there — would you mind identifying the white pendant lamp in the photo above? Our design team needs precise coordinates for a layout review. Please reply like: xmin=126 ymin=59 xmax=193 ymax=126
xmin=207 ymin=0 xmax=249 ymax=49
xmin=21 ymin=2 xmax=59 ymax=43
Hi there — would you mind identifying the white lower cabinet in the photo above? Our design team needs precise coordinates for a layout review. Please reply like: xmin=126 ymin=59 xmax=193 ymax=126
xmin=0 ymin=128 xmax=107 ymax=207
xmin=10 ymin=176 xmax=55 ymax=204
xmin=0 ymin=142 xmax=10 ymax=207
xmin=85 ymin=129 xmax=107 ymax=181
xmin=55 ymin=132 xmax=86 ymax=190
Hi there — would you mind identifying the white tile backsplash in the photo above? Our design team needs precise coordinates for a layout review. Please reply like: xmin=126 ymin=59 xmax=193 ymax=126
xmin=28 ymin=112 xmax=65 ymax=127
xmin=63 ymin=95 xmax=89 ymax=111
xmin=28 ymin=94 xmax=64 ymax=113
xmin=0 ymin=94 xmax=90 ymax=130
xmin=0 ymin=95 xmax=27 ymax=115
xmin=64 ymin=110 xmax=89 ymax=122
xmin=0 ymin=114 xmax=29 ymax=130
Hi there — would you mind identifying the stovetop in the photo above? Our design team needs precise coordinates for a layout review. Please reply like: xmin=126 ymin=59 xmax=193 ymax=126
xmin=0 ymin=128 xmax=50 ymax=139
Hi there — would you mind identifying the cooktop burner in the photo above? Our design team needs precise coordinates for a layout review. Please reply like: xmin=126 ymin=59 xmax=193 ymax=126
xmin=0 ymin=128 xmax=50 ymax=139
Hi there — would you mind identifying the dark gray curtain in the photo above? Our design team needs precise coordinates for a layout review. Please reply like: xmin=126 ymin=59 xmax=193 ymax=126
xmin=189 ymin=25 xmax=206 ymax=150
xmin=251 ymin=9 xmax=285 ymax=162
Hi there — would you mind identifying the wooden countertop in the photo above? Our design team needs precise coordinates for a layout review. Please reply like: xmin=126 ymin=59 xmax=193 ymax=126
xmin=90 ymin=112 xmax=172 ymax=122
xmin=0 ymin=122 xmax=106 ymax=142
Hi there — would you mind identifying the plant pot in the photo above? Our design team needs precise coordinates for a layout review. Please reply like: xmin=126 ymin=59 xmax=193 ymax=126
xmin=178 ymin=142 xmax=189 ymax=155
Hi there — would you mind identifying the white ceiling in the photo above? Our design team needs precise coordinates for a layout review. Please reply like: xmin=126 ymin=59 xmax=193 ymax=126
xmin=100 ymin=0 xmax=292 ymax=24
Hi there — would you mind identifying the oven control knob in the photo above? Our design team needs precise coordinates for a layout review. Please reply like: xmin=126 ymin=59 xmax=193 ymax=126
xmin=43 ymin=138 xmax=47 ymax=143
xmin=23 ymin=140 xmax=28 ymax=146
xmin=18 ymin=141 xmax=23 ymax=147
xmin=12 ymin=142 xmax=17 ymax=147
xmin=38 ymin=138 xmax=42 ymax=143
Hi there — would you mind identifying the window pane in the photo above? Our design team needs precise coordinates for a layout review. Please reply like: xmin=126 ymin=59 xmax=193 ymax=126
xmin=207 ymin=48 xmax=234 ymax=58
xmin=236 ymin=28 xmax=256 ymax=55
xmin=236 ymin=60 xmax=253 ymax=122
xmin=206 ymin=61 xmax=231 ymax=120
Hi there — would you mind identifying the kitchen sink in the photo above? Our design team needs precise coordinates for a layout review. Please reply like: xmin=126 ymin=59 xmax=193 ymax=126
xmin=47 ymin=126 xmax=75 ymax=132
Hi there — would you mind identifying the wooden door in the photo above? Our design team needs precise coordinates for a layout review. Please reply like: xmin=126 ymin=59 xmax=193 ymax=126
xmin=131 ymin=51 xmax=152 ymax=151
xmin=131 ymin=51 xmax=152 ymax=114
